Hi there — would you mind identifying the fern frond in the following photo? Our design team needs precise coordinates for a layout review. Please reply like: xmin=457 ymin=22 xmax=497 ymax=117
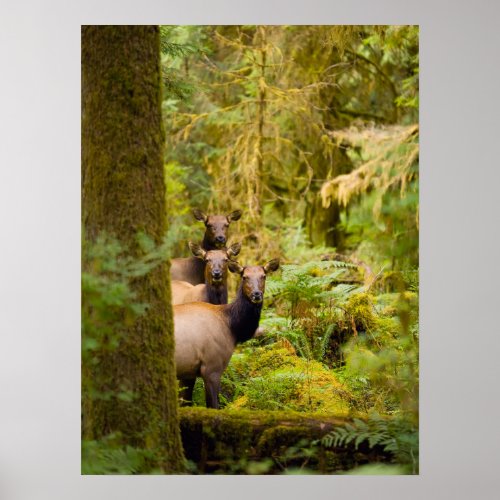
xmin=320 ymin=414 xmax=418 ymax=470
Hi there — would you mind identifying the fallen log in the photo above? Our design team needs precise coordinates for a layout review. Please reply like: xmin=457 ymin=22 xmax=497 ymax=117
xmin=321 ymin=252 xmax=375 ymax=286
xmin=179 ymin=407 xmax=393 ymax=474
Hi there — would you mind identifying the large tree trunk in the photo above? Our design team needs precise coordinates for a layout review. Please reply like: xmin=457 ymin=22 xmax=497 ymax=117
xmin=81 ymin=25 xmax=185 ymax=473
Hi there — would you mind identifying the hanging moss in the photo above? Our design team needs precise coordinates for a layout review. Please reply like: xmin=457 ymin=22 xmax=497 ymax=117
xmin=81 ymin=26 xmax=184 ymax=473
xmin=305 ymin=145 xmax=353 ymax=249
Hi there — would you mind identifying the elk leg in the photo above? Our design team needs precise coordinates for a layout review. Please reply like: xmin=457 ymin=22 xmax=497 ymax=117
xmin=203 ymin=372 xmax=221 ymax=409
xmin=179 ymin=378 xmax=196 ymax=405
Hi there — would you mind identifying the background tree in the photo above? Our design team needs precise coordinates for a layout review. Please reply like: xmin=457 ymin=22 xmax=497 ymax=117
xmin=158 ymin=29 xmax=419 ymax=475
xmin=162 ymin=25 xmax=418 ymax=269
xmin=82 ymin=25 xmax=184 ymax=473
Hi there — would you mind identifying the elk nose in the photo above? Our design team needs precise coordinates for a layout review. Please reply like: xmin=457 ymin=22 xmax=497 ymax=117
xmin=215 ymin=236 xmax=226 ymax=244
xmin=251 ymin=291 xmax=263 ymax=303
xmin=213 ymin=270 xmax=222 ymax=280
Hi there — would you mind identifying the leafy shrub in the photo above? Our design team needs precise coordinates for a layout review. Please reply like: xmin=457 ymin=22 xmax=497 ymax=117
xmin=237 ymin=372 xmax=304 ymax=411
xmin=342 ymin=289 xmax=419 ymax=418
xmin=82 ymin=433 xmax=162 ymax=475
xmin=163 ymin=160 xmax=212 ymax=258
xmin=263 ymin=260 xmax=362 ymax=365
xmin=82 ymin=233 xmax=173 ymax=474
xmin=82 ymin=235 xmax=149 ymax=403
xmin=221 ymin=341 xmax=352 ymax=414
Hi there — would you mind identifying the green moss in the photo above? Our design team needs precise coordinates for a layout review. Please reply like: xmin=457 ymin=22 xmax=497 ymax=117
xmin=178 ymin=407 xmax=392 ymax=474
xmin=222 ymin=341 xmax=352 ymax=415
xmin=344 ymin=292 xmax=378 ymax=331
xmin=257 ymin=425 xmax=309 ymax=456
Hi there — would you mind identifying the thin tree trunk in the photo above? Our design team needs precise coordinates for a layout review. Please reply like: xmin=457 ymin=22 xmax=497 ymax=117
xmin=82 ymin=25 xmax=185 ymax=473
xmin=250 ymin=25 xmax=267 ymax=223
xmin=256 ymin=27 xmax=266 ymax=218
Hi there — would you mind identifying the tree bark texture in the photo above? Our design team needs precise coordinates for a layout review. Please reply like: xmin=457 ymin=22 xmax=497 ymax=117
xmin=81 ymin=25 xmax=184 ymax=472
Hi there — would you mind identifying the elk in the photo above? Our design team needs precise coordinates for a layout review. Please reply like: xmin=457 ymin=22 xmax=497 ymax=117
xmin=174 ymin=258 xmax=280 ymax=409
xmin=170 ymin=209 xmax=242 ymax=285
xmin=171 ymin=242 xmax=241 ymax=305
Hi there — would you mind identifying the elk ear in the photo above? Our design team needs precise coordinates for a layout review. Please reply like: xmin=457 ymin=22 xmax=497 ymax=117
xmin=188 ymin=241 xmax=206 ymax=260
xmin=228 ymin=260 xmax=244 ymax=275
xmin=227 ymin=209 xmax=242 ymax=222
xmin=192 ymin=209 xmax=207 ymax=223
xmin=264 ymin=259 xmax=280 ymax=274
xmin=227 ymin=242 xmax=242 ymax=258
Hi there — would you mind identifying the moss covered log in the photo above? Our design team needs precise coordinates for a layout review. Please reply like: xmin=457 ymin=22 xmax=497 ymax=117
xmin=81 ymin=26 xmax=184 ymax=472
xmin=179 ymin=408 xmax=393 ymax=474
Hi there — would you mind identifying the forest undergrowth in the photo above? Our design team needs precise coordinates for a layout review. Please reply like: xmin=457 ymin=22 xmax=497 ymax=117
xmin=184 ymin=225 xmax=419 ymax=473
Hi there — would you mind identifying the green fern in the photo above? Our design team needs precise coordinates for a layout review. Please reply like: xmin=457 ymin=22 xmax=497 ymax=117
xmin=262 ymin=260 xmax=368 ymax=364
xmin=81 ymin=433 xmax=160 ymax=474
xmin=320 ymin=415 xmax=418 ymax=473
xmin=159 ymin=26 xmax=198 ymax=57
xmin=317 ymin=323 xmax=336 ymax=361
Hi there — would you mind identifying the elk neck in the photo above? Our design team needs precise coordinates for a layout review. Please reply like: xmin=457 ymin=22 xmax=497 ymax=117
xmin=206 ymin=280 xmax=228 ymax=305
xmin=224 ymin=285 xmax=262 ymax=344
xmin=190 ymin=256 xmax=206 ymax=280
xmin=202 ymin=234 xmax=220 ymax=251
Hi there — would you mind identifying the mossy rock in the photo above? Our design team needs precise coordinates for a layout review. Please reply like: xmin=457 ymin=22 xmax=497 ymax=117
xmin=230 ymin=338 xmax=298 ymax=375
xmin=344 ymin=292 xmax=378 ymax=331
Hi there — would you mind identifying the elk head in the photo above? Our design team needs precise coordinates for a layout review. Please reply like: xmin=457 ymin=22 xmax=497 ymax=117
xmin=228 ymin=259 xmax=280 ymax=304
xmin=192 ymin=209 xmax=242 ymax=249
xmin=189 ymin=241 xmax=242 ymax=284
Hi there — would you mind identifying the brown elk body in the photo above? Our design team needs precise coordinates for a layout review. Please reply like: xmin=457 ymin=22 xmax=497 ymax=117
xmin=171 ymin=242 xmax=241 ymax=305
xmin=174 ymin=259 xmax=280 ymax=409
xmin=170 ymin=209 xmax=242 ymax=285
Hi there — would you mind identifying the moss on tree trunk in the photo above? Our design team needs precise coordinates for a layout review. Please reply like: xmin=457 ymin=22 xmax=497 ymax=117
xmin=82 ymin=25 xmax=184 ymax=473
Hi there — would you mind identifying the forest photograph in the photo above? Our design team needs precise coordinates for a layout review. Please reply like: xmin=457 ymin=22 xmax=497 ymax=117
xmin=81 ymin=24 xmax=419 ymax=475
